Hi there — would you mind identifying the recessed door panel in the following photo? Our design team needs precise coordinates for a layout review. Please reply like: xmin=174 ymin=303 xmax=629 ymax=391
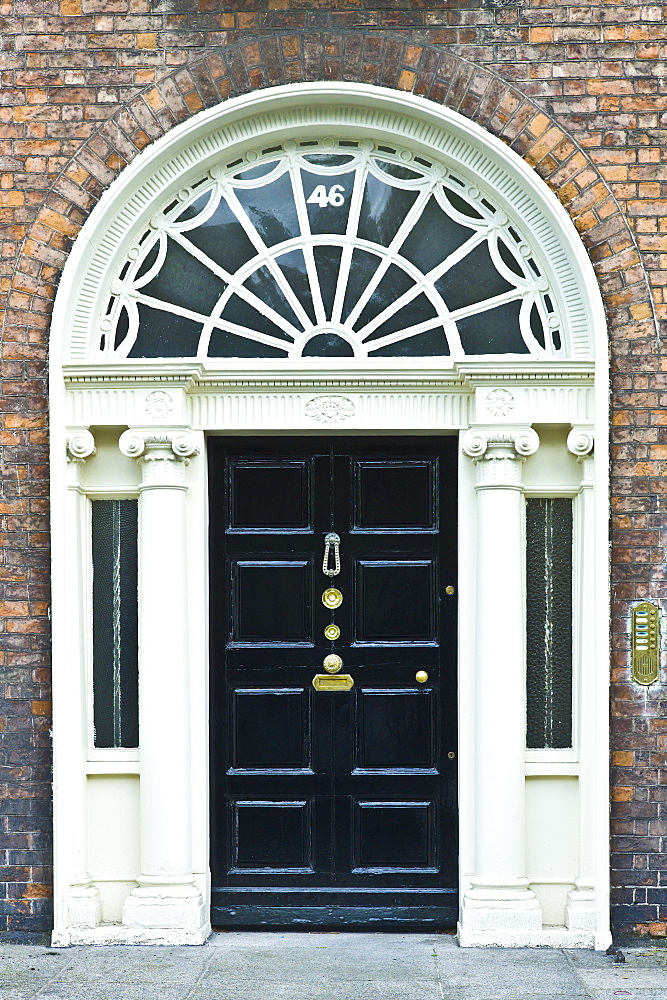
xmin=231 ymin=560 xmax=312 ymax=642
xmin=210 ymin=437 xmax=457 ymax=929
xmin=230 ymin=688 xmax=311 ymax=772
xmin=353 ymin=800 xmax=437 ymax=871
xmin=354 ymin=460 xmax=437 ymax=531
xmin=355 ymin=688 xmax=436 ymax=771
xmin=355 ymin=560 xmax=436 ymax=642
xmin=228 ymin=459 xmax=312 ymax=531
xmin=231 ymin=800 xmax=313 ymax=872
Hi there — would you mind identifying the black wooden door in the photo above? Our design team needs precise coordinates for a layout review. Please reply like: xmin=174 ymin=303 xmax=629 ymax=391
xmin=209 ymin=437 xmax=458 ymax=928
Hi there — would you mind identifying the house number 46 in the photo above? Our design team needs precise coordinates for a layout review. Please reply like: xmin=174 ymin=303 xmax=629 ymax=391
xmin=307 ymin=184 xmax=346 ymax=208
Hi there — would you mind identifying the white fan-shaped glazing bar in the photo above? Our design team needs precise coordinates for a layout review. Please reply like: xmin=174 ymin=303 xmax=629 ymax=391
xmin=102 ymin=138 xmax=565 ymax=361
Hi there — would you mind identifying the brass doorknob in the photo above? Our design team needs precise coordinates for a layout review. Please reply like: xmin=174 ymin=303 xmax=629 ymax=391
xmin=415 ymin=670 xmax=428 ymax=684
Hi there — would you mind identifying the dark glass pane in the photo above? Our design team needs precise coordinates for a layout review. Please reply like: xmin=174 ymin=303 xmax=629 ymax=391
xmin=302 ymin=333 xmax=354 ymax=357
xmin=369 ymin=327 xmax=449 ymax=357
xmin=342 ymin=249 xmax=381 ymax=322
xmin=441 ymin=188 xmax=483 ymax=219
xmin=530 ymin=302 xmax=546 ymax=349
xmin=219 ymin=292 xmax=293 ymax=344
xmin=302 ymin=168 xmax=354 ymax=236
xmin=352 ymin=264 xmax=415 ymax=332
xmin=400 ymin=196 xmax=472 ymax=273
xmin=277 ymin=249 xmax=316 ymax=324
xmin=364 ymin=292 xmax=437 ymax=342
xmin=435 ymin=241 xmax=514 ymax=313
xmin=113 ymin=304 xmax=129 ymax=350
xmin=141 ymin=238 xmax=225 ymax=314
xmin=358 ymin=173 xmax=419 ymax=247
xmin=182 ymin=197 xmax=257 ymax=275
xmin=526 ymin=498 xmax=573 ymax=749
xmin=129 ymin=304 xmax=201 ymax=357
xmin=313 ymin=245 xmax=342 ymax=318
xmin=92 ymin=500 xmax=138 ymax=749
xmin=243 ymin=265 xmax=302 ymax=329
xmin=208 ymin=328 xmax=288 ymax=359
xmin=456 ymin=300 xmax=526 ymax=355
xmin=235 ymin=172 xmax=299 ymax=247
xmin=374 ymin=159 xmax=422 ymax=181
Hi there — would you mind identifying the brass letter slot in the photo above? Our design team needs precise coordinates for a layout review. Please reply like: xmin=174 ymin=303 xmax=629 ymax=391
xmin=632 ymin=602 xmax=660 ymax=686
xmin=312 ymin=674 xmax=354 ymax=692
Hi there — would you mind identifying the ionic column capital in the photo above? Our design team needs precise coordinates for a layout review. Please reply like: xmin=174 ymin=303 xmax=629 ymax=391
xmin=462 ymin=426 xmax=539 ymax=488
xmin=66 ymin=428 xmax=96 ymax=464
xmin=119 ymin=428 xmax=199 ymax=488
xmin=66 ymin=428 xmax=96 ymax=487
xmin=567 ymin=425 xmax=594 ymax=461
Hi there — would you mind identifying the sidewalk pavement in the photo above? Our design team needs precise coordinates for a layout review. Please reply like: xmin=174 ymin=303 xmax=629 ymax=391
xmin=1 ymin=932 xmax=667 ymax=999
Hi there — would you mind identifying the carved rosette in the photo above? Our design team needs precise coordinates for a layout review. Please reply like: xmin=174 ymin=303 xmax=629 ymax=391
xmin=462 ymin=427 xmax=539 ymax=487
xmin=119 ymin=429 xmax=199 ymax=487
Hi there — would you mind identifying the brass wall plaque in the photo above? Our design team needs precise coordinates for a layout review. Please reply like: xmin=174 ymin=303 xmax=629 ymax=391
xmin=322 ymin=588 xmax=343 ymax=609
xmin=312 ymin=674 xmax=354 ymax=692
xmin=632 ymin=602 xmax=660 ymax=686
xmin=323 ymin=653 xmax=343 ymax=674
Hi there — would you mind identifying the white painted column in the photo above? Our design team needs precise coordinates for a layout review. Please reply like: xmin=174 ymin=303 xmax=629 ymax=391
xmin=119 ymin=428 xmax=208 ymax=944
xmin=54 ymin=430 xmax=102 ymax=942
xmin=565 ymin=426 xmax=598 ymax=932
xmin=459 ymin=426 xmax=542 ymax=945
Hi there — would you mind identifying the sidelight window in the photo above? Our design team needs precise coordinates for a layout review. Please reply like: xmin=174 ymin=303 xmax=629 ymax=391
xmin=525 ymin=498 xmax=573 ymax=750
xmin=91 ymin=499 xmax=139 ymax=748
xmin=99 ymin=139 xmax=563 ymax=362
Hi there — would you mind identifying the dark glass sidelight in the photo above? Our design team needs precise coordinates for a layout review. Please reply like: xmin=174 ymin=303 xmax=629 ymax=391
xmin=92 ymin=500 xmax=139 ymax=748
xmin=526 ymin=498 xmax=573 ymax=749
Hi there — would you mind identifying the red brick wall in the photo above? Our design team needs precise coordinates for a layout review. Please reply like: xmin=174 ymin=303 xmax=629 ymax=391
xmin=1 ymin=1 xmax=666 ymax=940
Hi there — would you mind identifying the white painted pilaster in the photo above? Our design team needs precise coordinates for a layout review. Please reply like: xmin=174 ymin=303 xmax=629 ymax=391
xmin=119 ymin=428 xmax=209 ymax=944
xmin=458 ymin=426 xmax=543 ymax=946
xmin=565 ymin=426 xmax=598 ymax=932
xmin=55 ymin=430 xmax=102 ymax=940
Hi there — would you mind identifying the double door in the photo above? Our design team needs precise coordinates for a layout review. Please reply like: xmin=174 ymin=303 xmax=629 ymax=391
xmin=209 ymin=437 xmax=458 ymax=927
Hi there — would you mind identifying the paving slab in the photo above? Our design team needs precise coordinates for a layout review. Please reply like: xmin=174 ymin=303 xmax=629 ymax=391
xmin=1 ymin=933 xmax=667 ymax=999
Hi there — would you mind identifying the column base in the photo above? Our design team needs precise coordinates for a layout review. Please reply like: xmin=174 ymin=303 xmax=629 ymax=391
xmin=122 ymin=880 xmax=208 ymax=938
xmin=67 ymin=883 xmax=103 ymax=930
xmin=565 ymin=884 xmax=597 ymax=931
xmin=459 ymin=880 xmax=542 ymax=942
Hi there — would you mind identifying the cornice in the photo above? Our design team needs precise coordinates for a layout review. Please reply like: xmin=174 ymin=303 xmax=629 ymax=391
xmin=62 ymin=359 xmax=595 ymax=392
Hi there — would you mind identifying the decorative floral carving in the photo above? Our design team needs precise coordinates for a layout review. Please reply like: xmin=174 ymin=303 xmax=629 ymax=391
xmin=145 ymin=390 xmax=174 ymax=420
xmin=305 ymin=395 xmax=356 ymax=424
xmin=485 ymin=388 xmax=515 ymax=417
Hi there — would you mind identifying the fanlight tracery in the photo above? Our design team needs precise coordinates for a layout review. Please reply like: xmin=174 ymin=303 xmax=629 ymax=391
xmin=100 ymin=138 xmax=564 ymax=361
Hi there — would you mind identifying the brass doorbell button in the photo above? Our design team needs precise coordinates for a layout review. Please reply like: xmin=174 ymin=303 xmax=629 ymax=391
xmin=324 ymin=623 xmax=340 ymax=641
xmin=322 ymin=587 xmax=343 ymax=609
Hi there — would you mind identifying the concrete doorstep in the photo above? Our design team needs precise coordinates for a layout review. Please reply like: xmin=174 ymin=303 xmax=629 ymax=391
xmin=1 ymin=933 xmax=667 ymax=999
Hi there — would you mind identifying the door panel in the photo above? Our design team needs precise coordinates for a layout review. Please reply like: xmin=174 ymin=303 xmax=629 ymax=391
xmin=210 ymin=437 xmax=457 ymax=928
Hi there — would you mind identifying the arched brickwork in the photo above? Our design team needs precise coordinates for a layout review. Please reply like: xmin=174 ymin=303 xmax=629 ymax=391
xmin=1 ymin=32 xmax=661 ymax=940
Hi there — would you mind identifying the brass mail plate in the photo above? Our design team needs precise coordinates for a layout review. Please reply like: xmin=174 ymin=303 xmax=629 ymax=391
xmin=312 ymin=673 xmax=354 ymax=692
xmin=632 ymin=601 xmax=660 ymax=686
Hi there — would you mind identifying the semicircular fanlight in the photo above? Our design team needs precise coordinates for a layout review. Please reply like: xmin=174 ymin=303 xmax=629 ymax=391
xmin=98 ymin=140 xmax=564 ymax=361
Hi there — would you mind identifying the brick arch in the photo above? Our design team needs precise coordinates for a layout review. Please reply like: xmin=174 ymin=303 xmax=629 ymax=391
xmin=6 ymin=31 xmax=655 ymax=358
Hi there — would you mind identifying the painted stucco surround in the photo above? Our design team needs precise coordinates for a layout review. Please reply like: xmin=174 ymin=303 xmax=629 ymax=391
xmin=49 ymin=83 xmax=610 ymax=948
